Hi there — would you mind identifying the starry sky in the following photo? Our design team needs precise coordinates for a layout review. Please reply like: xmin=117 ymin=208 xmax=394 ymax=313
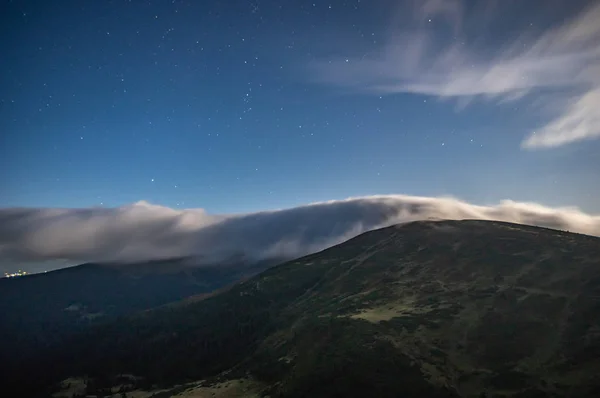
xmin=2 ymin=0 xmax=599 ymax=215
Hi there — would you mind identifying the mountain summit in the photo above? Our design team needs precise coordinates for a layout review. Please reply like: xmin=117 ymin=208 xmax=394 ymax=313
xmin=11 ymin=220 xmax=600 ymax=397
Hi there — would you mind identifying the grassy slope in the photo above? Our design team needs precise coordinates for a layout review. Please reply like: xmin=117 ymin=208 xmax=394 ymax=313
xmin=30 ymin=220 xmax=600 ymax=397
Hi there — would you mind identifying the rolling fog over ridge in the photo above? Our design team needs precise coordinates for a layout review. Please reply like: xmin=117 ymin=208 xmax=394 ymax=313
xmin=1 ymin=194 xmax=599 ymax=274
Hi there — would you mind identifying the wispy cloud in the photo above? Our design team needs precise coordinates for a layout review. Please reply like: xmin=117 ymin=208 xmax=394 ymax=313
xmin=1 ymin=195 xmax=599 ymax=272
xmin=311 ymin=0 xmax=600 ymax=149
xmin=521 ymin=87 xmax=600 ymax=148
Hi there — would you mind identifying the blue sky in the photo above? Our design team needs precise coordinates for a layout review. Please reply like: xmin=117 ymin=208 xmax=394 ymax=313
xmin=1 ymin=0 xmax=599 ymax=215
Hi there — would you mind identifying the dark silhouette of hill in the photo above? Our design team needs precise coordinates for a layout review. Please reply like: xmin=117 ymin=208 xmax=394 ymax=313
xmin=8 ymin=220 xmax=600 ymax=397
xmin=0 ymin=256 xmax=284 ymax=381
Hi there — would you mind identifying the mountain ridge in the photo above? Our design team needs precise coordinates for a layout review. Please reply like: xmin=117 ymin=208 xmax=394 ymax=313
xmin=14 ymin=219 xmax=596 ymax=397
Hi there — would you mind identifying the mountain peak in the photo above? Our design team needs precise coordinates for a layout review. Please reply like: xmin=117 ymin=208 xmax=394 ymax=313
xmin=23 ymin=220 xmax=597 ymax=397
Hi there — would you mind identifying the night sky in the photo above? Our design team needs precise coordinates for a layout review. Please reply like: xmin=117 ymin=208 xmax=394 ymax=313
xmin=1 ymin=0 xmax=599 ymax=215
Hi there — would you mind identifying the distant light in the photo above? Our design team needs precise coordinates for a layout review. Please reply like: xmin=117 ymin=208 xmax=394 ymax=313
xmin=4 ymin=270 xmax=28 ymax=278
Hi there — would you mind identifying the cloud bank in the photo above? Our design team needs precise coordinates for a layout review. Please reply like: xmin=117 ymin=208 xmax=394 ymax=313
xmin=1 ymin=195 xmax=599 ymax=272
xmin=311 ymin=0 xmax=600 ymax=149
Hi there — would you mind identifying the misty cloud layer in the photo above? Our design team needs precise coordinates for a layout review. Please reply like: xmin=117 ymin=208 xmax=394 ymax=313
xmin=311 ymin=0 xmax=600 ymax=149
xmin=1 ymin=195 xmax=599 ymax=273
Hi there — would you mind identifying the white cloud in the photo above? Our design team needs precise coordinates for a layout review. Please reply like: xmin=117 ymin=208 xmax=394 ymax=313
xmin=311 ymin=1 xmax=600 ymax=149
xmin=1 ymin=195 xmax=599 ymax=272
xmin=521 ymin=87 xmax=600 ymax=148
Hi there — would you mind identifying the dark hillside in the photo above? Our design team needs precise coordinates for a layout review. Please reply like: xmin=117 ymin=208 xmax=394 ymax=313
xmin=0 ymin=257 xmax=284 ymax=379
xmin=11 ymin=220 xmax=600 ymax=397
